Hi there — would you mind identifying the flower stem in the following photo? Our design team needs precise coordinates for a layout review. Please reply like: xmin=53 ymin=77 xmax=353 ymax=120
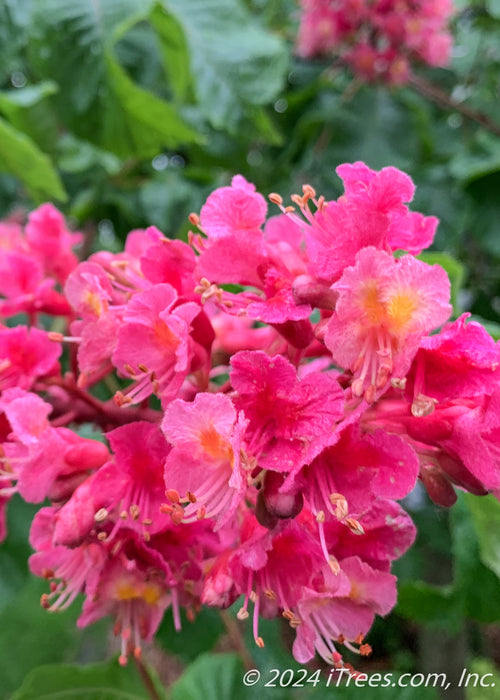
xmin=410 ymin=73 xmax=500 ymax=138
xmin=133 ymin=655 xmax=165 ymax=700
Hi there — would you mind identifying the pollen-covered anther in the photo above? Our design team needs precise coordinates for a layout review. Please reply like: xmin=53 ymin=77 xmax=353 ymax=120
xmin=291 ymin=194 xmax=305 ymax=208
xmin=188 ymin=212 xmax=201 ymax=227
xmin=165 ymin=488 xmax=180 ymax=504
xmin=249 ymin=590 xmax=258 ymax=604
xmin=97 ymin=532 xmax=107 ymax=541
xmin=186 ymin=491 xmax=197 ymax=503
xmin=328 ymin=555 xmax=341 ymax=575
xmin=194 ymin=278 xmax=223 ymax=304
xmin=337 ymin=634 xmax=345 ymax=644
xmin=345 ymin=517 xmax=364 ymax=535
xmin=391 ymin=376 xmax=407 ymax=390
xmin=302 ymin=184 xmax=316 ymax=199
xmin=137 ymin=363 xmax=149 ymax=373
xmin=40 ymin=593 xmax=50 ymax=609
xmin=196 ymin=506 xmax=206 ymax=520
xmin=329 ymin=493 xmax=348 ymax=520
xmin=264 ymin=589 xmax=277 ymax=601
xmin=47 ymin=332 xmax=81 ymax=344
xmin=124 ymin=364 xmax=135 ymax=376
xmin=170 ymin=503 xmax=185 ymax=524
xmin=47 ymin=332 xmax=64 ymax=342
xmin=332 ymin=651 xmax=343 ymax=665
xmin=255 ymin=636 xmax=265 ymax=649
xmin=364 ymin=384 xmax=376 ymax=404
xmin=114 ymin=391 xmax=133 ymax=407
xmin=94 ymin=508 xmax=108 ymax=523
xmin=316 ymin=509 xmax=326 ymax=523
xmin=237 ymin=607 xmax=249 ymax=620
xmin=119 ymin=510 xmax=128 ymax=519
xmin=411 ymin=393 xmax=438 ymax=418
xmin=129 ymin=504 xmax=140 ymax=520
xmin=268 ymin=192 xmax=283 ymax=206
xmin=351 ymin=377 xmax=364 ymax=398
xmin=360 ymin=644 xmax=372 ymax=656
xmin=142 ymin=518 xmax=153 ymax=526
xmin=184 ymin=580 xmax=195 ymax=595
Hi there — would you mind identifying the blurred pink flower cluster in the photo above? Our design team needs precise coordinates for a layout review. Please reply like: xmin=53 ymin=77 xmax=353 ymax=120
xmin=296 ymin=0 xmax=454 ymax=84
xmin=0 ymin=162 xmax=498 ymax=672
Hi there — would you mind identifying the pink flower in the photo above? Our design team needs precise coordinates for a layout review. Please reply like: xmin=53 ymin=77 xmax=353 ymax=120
xmin=112 ymin=284 xmax=200 ymax=406
xmin=25 ymin=203 xmax=82 ymax=284
xmin=295 ymin=0 xmax=454 ymax=83
xmin=305 ymin=197 xmax=388 ymax=283
xmin=293 ymin=556 xmax=397 ymax=665
xmin=0 ymin=326 xmax=61 ymax=392
xmin=200 ymin=175 xmax=267 ymax=240
xmin=197 ymin=230 xmax=268 ymax=288
xmin=162 ymin=393 xmax=248 ymax=528
xmin=405 ymin=313 xmax=500 ymax=403
xmin=77 ymin=533 xmax=172 ymax=665
xmin=324 ymin=247 xmax=451 ymax=401
xmin=321 ymin=499 xmax=417 ymax=571
xmin=85 ymin=422 xmax=171 ymax=538
xmin=303 ymin=424 xmax=419 ymax=519
xmin=30 ymin=528 xmax=106 ymax=613
xmin=140 ymin=232 xmax=197 ymax=296
xmin=230 ymin=350 xmax=344 ymax=477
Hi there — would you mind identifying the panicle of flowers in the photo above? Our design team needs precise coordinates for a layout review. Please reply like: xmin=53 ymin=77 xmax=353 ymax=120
xmin=1 ymin=160 xmax=499 ymax=671
xmin=295 ymin=0 xmax=455 ymax=85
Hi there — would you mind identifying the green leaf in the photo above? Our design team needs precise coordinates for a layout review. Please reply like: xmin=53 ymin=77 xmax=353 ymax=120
xmin=0 ymin=578 xmax=108 ymax=695
xmin=417 ymin=252 xmax=465 ymax=315
xmin=486 ymin=0 xmax=500 ymax=18
xmin=450 ymin=494 xmax=500 ymax=624
xmin=150 ymin=4 xmax=192 ymax=103
xmin=0 ymin=115 xmax=67 ymax=202
xmin=463 ymin=493 xmax=500 ymax=580
xmin=396 ymin=582 xmax=461 ymax=631
xmin=102 ymin=51 xmax=201 ymax=158
xmin=0 ymin=82 xmax=59 ymax=152
xmin=0 ymin=497 xmax=38 ymax=611
xmin=164 ymin=0 xmax=288 ymax=131
xmin=449 ymin=132 xmax=500 ymax=184
xmin=57 ymin=133 xmax=122 ymax=175
xmin=156 ymin=606 xmax=225 ymax=662
xmin=11 ymin=658 xmax=167 ymax=700
xmin=29 ymin=0 xmax=152 ymax=115
xmin=29 ymin=0 xmax=200 ymax=156
xmin=0 ymin=0 xmax=32 ymax=82
xmin=467 ymin=658 xmax=500 ymax=700
xmin=171 ymin=653 xmax=248 ymax=700
xmin=139 ymin=172 xmax=205 ymax=235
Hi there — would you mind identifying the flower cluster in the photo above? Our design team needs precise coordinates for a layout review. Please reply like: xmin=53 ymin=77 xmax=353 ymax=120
xmin=296 ymin=0 xmax=454 ymax=84
xmin=1 ymin=162 xmax=498 ymax=672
